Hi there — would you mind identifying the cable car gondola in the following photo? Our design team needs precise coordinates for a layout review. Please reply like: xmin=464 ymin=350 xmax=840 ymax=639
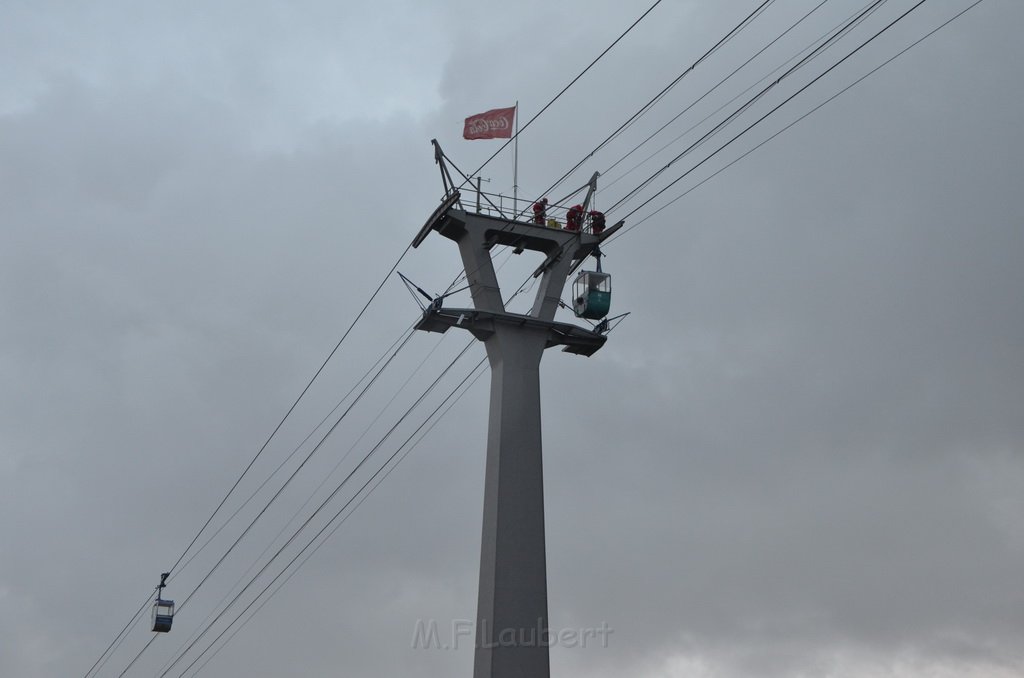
xmin=152 ymin=572 xmax=174 ymax=633
xmin=572 ymin=249 xmax=611 ymax=320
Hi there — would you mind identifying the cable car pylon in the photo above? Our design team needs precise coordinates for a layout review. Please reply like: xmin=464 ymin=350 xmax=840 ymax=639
xmin=411 ymin=141 xmax=622 ymax=678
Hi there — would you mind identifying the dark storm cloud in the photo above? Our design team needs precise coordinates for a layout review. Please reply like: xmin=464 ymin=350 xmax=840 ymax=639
xmin=1 ymin=2 xmax=1022 ymax=677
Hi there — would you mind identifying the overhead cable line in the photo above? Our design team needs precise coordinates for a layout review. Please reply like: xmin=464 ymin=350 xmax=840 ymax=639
xmin=80 ymin=593 xmax=151 ymax=678
xmin=173 ymin=275 xmax=552 ymax=673
xmin=609 ymin=0 xmax=988 ymax=241
xmin=172 ymin=322 xmax=419 ymax=577
xmin=441 ymin=1 xmax=770 ymax=296
xmin=166 ymin=271 xmax=534 ymax=673
xmin=498 ymin=2 xmax=885 ymax=300
xmin=90 ymin=315 xmax=419 ymax=678
xmin=94 ymin=4 xmax=661 ymax=674
xmin=186 ymin=357 xmax=490 ymax=677
xmin=116 ymin=633 xmax=157 ymax=677
xmin=442 ymin=3 xmax=781 ymax=296
xmin=88 ymin=243 xmax=416 ymax=677
xmin=177 ymin=1 xmax=990 ymax=668
xmin=160 ymin=330 xmax=451 ymax=676
xmin=601 ymin=0 xmax=884 ymax=192
xmin=166 ymin=241 xmax=414 ymax=576
xmin=98 ymin=4 xmax=908 ymax=673
xmin=445 ymin=2 xmax=887 ymax=335
xmin=600 ymin=0 xmax=831 ymax=183
xmin=452 ymin=1 xmax=883 ymax=310
xmin=170 ymin=330 xmax=416 ymax=615
xmin=460 ymin=0 xmax=665 ymax=188
xmin=152 ymin=7 xmax=681 ymax=661
xmin=615 ymin=0 xmax=936 ymax=223
xmin=157 ymin=340 xmax=477 ymax=677
xmin=535 ymin=0 xmax=778 ymax=205
xmin=604 ymin=0 xmax=888 ymax=216
xmin=449 ymin=0 xmax=820 ymax=310
xmin=110 ymin=328 xmax=419 ymax=677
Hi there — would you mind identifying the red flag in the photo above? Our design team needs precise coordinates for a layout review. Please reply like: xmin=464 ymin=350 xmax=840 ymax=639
xmin=463 ymin=106 xmax=516 ymax=140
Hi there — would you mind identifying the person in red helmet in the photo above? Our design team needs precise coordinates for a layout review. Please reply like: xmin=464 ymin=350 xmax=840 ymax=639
xmin=588 ymin=210 xmax=606 ymax=235
xmin=532 ymin=198 xmax=548 ymax=225
xmin=566 ymin=204 xmax=584 ymax=232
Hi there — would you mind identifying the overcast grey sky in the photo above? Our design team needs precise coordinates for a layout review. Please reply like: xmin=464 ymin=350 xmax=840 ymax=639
xmin=2 ymin=1 xmax=1022 ymax=677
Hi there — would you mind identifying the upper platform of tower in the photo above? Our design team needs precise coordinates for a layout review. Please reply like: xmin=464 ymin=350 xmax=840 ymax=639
xmin=412 ymin=140 xmax=622 ymax=280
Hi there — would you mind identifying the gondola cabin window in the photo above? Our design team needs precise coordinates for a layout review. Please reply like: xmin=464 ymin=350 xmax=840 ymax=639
xmin=572 ymin=271 xmax=611 ymax=320
xmin=152 ymin=598 xmax=174 ymax=633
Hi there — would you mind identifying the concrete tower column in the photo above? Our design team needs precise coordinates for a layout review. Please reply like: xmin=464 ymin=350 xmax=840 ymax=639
xmin=411 ymin=174 xmax=620 ymax=678
xmin=474 ymin=327 xmax=550 ymax=678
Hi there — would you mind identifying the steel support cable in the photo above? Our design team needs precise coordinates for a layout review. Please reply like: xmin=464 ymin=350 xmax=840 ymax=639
xmin=438 ymin=156 xmax=570 ymax=306
xmin=99 ymin=6 xmax=667 ymax=673
xmin=157 ymin=340 xmax=476 ymax=678
xmin=608 ymin=0 xmax=988 ymax=242
xmin=450 ymin=1 xmax=876 ymax=309
xmin=443 ymin=0 xmax=755 ymax=296
xmin=600 ymin=0 xmax=831 ymax=183
xmin=89 ymin=244 xmax=415 ymax=678
xmin=418 ymin=8 xmax=862 ymax=338
xmin=459 ymin=0 xmax=665 ymax=190
xmin=601 ymin=0 xmax=882 ymax=193
xmin=441 ymin=145 xmax=618 ymax=302
xmin=172 ymin=331 xmax=416 ymax=614
xmin=501 ymin=1 xmax=885 ymax=302
xmin=604 ymin=0 xmax=887 ymax=217
xmin=439 ymin=149 xmax=566 ymax=297
xmin=90 ymin=263 xmax=416 ymax=678
xmin=154 ymin=331 xmax=424 ymax=677
xmin=582 ymin=0 xmax=778 ymax=156
xmin=184 ymin=277 xmax=548 ymax=672
xmin=116 ymin=633 xmax=158 ymax=677
xmin=109 ymin=330 xmax=417 ymax=678
xmin=164 ymin=242 xmax=414 ymax=576
xmin=604 ymin=0 xmax=886 ymax=215
xmin=161 ymin=330 xmax=450 ymax=677
xmin=152 ymin=4 xmax=990 ymax=672
xmin=286 ymin=331 xmax=452 ymax=517
xmin=177 ymin=355 xmax=485 ymax=678
xmin=81 ymin=593 xmax=151 ymax=678
xmin=135 ymin=4 xmax=982 ymax=669
xmin=173 ymin=322 xmax=419 ymax=577
xmin=108 ymin=572 xmax=206 ymax=677
xmin=437 ymin=146 xmax=507 ymax=219
xmin=439 ymin=150 xmax=585 ymax=282
xmin=167 ymin=277 xmax=533 ymax=675
xmin=163 ymin=267 xmax=554 ymax=674
xmin=482 ymin=1 xmax=883 ymax=297
xmin=186 ymin=357 xmax=490 ymax=677
xmin=109 ymin=4 xmax=732 ymax=667
xmin=615 ymin=0 xmax=934 ymax=225
xmin=533 ymin=0 xmax=778 ymax=208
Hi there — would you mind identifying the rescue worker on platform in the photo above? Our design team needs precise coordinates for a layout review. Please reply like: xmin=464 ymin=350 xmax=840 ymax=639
xmin=566 ymin=204 xmax=584 ymax=232
xmin=588 ymin=210 xmax=606 ymax=235
xmin=532 ymin=198 xmax=548 ymax=225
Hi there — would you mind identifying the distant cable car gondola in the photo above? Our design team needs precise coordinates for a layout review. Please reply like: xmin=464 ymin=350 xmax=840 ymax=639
xmin=152 ymin=572 xmax=174 ymax=633
xmin=572 ymin=249 xmax=611 ymax=320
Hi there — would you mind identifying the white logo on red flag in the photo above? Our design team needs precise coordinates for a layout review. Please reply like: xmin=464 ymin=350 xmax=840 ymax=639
xmin=463 ymin=106 xmax=516 ymax=140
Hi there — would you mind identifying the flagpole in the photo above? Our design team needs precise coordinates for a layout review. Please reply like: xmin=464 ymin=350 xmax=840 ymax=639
xmin=513 ymin=101 xmax=519 ymax=213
